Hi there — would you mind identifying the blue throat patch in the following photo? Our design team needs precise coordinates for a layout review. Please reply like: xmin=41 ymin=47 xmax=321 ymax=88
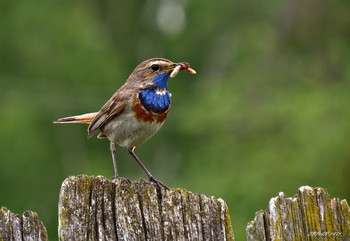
xmin=152 ymin=72 xmax=170 ymax=89
xmin=139 ymin=72 xmax=171 ymax=113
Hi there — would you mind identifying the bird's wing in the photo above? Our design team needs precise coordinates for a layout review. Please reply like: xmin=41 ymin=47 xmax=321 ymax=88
xmin=87 ymin=86 xmax=132 ymax=138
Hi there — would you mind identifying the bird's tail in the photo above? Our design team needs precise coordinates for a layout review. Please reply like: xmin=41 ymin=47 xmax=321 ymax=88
xmin=53 ymin=112 xmax=98 ymax=124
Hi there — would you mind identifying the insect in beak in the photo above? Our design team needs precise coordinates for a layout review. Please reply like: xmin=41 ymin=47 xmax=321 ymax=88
xmin=170 ymin=62 xmax=197 ymax=78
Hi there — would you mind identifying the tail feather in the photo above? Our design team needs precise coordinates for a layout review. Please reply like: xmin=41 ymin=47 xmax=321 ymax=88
xmin=53 ymin=112 xmax=98 ymax=124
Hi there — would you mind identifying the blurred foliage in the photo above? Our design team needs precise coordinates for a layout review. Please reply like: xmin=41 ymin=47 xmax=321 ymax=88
xmin=1 ymin=0 xmax=349 ymax=240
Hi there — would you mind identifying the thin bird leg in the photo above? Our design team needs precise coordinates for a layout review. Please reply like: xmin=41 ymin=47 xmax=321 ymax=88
xmin=110 ymin=142 xmax=118 ymax=178
xmin=128 ymin=147 xmax=169 ymax=189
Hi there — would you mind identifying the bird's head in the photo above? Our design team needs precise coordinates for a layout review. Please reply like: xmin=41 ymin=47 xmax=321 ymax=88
xmin=129 ymin=58 xmax=196 ymax=90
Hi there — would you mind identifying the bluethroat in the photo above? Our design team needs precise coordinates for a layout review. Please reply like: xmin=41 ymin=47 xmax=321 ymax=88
xmin=54 ymin=58 xmax=196 ymax=188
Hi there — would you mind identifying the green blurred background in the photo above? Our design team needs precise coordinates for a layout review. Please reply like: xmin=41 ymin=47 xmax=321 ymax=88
xmin=1 ymin=0 xmax=349 ymax=240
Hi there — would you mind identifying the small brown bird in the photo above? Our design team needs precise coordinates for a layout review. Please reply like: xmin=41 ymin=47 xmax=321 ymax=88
xmin=54 ymin=58 xmax=196 ymax=187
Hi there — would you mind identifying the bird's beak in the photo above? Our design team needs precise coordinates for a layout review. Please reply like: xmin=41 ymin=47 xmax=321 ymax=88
xmin=170 ymin=62 xmax=197 ymax=78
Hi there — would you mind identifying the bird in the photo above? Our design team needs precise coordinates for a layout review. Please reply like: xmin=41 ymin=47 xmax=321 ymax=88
xmin=54 ymin=58 xmax=196 ymax=188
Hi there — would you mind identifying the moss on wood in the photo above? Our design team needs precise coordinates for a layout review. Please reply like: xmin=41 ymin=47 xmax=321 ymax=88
xmin=58 ymin=175 xmax=235 ymax=241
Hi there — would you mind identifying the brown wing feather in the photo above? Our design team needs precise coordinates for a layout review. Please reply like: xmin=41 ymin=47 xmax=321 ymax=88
xmin=87 ymin=85 xmax=132 ymax=138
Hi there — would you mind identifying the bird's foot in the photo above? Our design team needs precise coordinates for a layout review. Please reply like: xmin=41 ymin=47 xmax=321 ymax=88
xmin=149 ymin=176 xmax=170 ymax=190
xmin=111 ymin=174 xmax=119 ymax=179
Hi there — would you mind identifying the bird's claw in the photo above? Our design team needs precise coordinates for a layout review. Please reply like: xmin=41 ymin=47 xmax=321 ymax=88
xmin=150 ymin=176 xmax=170 ymax=190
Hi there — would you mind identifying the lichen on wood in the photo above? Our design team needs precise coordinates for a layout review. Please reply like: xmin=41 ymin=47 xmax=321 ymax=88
xmin=0 ymin=207 xmax=48 ymax=241
xmin=246 ymin=186 xmax=350 ymax=240
xmin=58 ymin=175 xmax=234 ymax=241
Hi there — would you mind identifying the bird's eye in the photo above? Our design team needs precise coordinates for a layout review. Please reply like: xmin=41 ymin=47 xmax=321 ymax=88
xmin=150 ymin=64 xmax=160 ymax=71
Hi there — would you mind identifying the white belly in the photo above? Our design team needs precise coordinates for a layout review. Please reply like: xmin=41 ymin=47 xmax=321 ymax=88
xmin=101 ymin=110 xmax=164 ymax=148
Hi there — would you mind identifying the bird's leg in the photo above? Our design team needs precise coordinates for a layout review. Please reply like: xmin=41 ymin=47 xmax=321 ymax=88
xmin=110 ymin=142 xmax=118 ymax=178
xmin=128 ymin=147 xmax=169 ymax=189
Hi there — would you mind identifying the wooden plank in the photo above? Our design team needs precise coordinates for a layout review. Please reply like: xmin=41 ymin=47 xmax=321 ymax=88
xmin=246 ymin=186 xmax=350 ymax=240
xmin=58 ymin=175 xmax=235 ymax=241
xmin=0 ymin=207 xmax=48 ymax=241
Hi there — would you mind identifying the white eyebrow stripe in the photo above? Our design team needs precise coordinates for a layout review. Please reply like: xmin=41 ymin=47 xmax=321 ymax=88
xmin=148 ymin=60 xmax=172 ymax=68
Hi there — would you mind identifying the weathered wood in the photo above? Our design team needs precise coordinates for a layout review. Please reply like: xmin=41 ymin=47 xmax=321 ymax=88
xmin=0 ymin=207 xmax=48 ymax=241
xmin=58 ymin=175 xmax=234 ymax=241
xmin=246 ymin=186 xmax=350 ymax=240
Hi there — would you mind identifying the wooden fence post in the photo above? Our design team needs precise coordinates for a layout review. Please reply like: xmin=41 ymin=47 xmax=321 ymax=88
xmin=0 ymin=207 xmax=48 ymax=241
xmin=2 ymin=179 xmax=349 ymax=241
xmin=246 ymin=186 xmax=350 ymax=240
xmin=58 ymin=175 xmax=235 ymax=241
